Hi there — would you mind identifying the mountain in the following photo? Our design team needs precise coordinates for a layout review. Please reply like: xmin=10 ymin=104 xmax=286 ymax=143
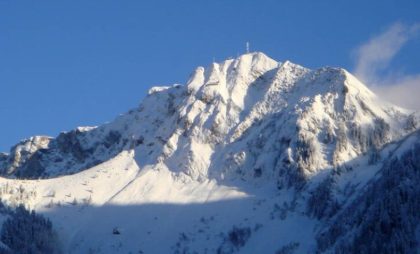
xmin=0 ymin=52 xmax=418 ymax=253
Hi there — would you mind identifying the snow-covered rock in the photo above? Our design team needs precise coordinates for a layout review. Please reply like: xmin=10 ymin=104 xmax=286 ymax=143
xmin=2 ymin=53 xmax=415 ymax=184
xmin=0 ymin=52 xmax=418 ymax=253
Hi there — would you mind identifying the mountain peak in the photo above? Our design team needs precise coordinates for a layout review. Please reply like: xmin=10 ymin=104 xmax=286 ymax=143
xmin=236 ymin=51 xmax=279 ymax=67
xmin=0 ymin=51 xmax=419 ymax=253
xmin=1 ymin=52 xmax=416 ymax=182
xmin=186 ymin=51 xmax=279 ymax=94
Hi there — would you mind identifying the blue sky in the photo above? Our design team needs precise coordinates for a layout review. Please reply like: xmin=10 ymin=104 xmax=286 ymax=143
xmin=1 ymin=0 xmax=419 ymax=151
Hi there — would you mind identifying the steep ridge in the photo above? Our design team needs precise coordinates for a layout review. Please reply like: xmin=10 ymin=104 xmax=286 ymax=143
xmin=0 ymin=52 xmax=418 ymax=253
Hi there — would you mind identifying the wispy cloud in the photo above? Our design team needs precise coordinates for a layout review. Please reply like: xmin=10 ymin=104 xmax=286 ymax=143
xmin=353 ymin=22 xmax=420 ymax=110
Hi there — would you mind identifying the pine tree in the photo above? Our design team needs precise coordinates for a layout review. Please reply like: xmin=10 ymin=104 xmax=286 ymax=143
xmin=0 ymin=204 xmax=61 ymax=253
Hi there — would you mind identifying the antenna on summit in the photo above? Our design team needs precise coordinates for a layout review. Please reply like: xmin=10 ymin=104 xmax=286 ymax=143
xmin=246 ymin=42 xmax=250 ymax=53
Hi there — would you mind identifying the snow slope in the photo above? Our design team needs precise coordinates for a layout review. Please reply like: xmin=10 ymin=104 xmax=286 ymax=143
xmin=0 ymin=52 xmax=418 ymax=253
xmin=0 ymin=149 xmax=317 ymax=253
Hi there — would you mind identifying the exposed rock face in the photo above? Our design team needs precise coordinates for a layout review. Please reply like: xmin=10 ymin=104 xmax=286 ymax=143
xmin=1 ymin=136 xmax=51 ymax=176
xmin=0 ymin=128 xmax=126 ymax=178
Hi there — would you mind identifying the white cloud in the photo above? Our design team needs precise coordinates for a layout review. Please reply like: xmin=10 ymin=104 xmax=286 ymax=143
xmin=353 ymin=22 xmax=420 ymax=110
xmin=371 ymin=74 xmax=420 ymax=110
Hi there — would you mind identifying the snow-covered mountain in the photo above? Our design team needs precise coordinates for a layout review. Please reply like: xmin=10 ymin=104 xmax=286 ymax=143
xmin=0 ymin=52 xmax=418 ymax=253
